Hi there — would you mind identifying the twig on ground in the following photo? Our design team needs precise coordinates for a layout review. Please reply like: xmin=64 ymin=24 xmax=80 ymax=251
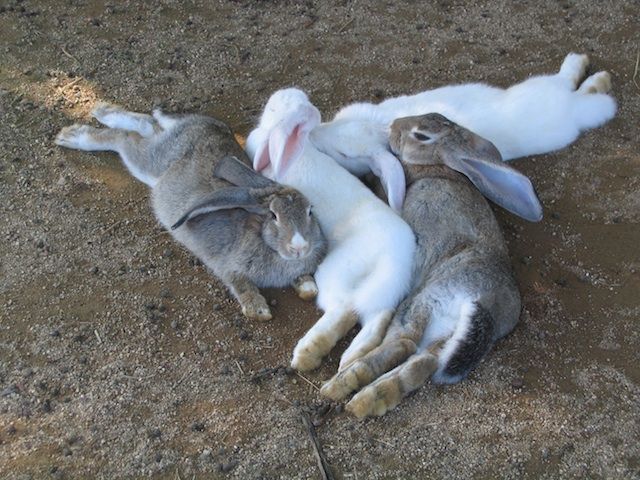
xmin=234 ymin=360 xmax=245 ymax=376
xmin=633 ymin=50 xmax=639 ymax=91
xmin=338 ymin=18 xmax=354 ymax=33
xmin=372 ymin=437 xmax=393 ymax=448
xmin=301 ymin=411 xmax=335 ymax=480
xmin=94 ymin=329 xmax=102 ymax=344
xmin=61 ymin=45 xmax=80 ymax=64
xmin=60 ymin=77 xmax=82 ymax=92
xmin=296 ymin=371 xmax=320 ymax=391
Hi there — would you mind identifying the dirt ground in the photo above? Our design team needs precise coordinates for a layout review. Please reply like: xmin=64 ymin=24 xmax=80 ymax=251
xmin=1 ymin=0 xmax=639 ymax=478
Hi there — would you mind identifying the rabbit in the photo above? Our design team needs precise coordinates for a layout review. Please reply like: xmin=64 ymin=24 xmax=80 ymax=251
xmin=55 ymin=103 xmax=327 ymax=321
xmin=218 ymin=87 xmax=416 ymax=372
xmin=321 ymin=113 xmax=543 ymax=418
xmin=309 ymin=52 xmax=616 ymax=211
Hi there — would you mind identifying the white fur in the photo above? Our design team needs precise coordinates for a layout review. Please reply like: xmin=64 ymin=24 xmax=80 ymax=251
xmin=246 ymin=88 xmax=416 ymax=370
xmin=324 ymin=53 xmax=616 ymax=161
xmin=309 ymin=53 xmax=616 ymax=211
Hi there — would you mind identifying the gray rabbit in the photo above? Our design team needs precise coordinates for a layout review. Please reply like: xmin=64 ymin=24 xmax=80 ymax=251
xmin=322 ymin=113 xmax=542 ymax=417
xmin=55 ymin=103 xmax=326 ymax=320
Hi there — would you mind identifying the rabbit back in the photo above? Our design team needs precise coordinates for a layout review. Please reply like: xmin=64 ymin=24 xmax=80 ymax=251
xmin=151 ymin=116 xmax=249 ymax=229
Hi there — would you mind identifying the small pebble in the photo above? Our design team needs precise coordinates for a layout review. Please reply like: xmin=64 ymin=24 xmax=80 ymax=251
xmin=191 ymin=422 xmax=205 ymax=432
xmin=171 ymin=320 xmax=179 ymax=330
xmin=50 ymin=329 xmax=60 ymax=338
xmin=42 ymin=399 xmax=52 ymax=413
xmin=511 ymin=378 xmax=524 ymax=390
xmin=162 ymin=248 xmax=173 ymax=258
xmin=520 ymin=256 xmax=532 ymax=266
xmin=2 ymin=385 xmax=18 ymax=397
xmin=269 ymin=299 xmax=277 ymax=307
xmin=147 ymin=428 xmax=161 ymax=439
xmin=335 ymin=404 xmax=344 ymax=414
xmin=159 ymin=288 xmax=171 ymax=298
xmin=213 ymin=303 xmax=222 ymax=312
xmin=555 ymin=278 xmax=568 ymax=287
xmin=219 ymin=460 xmax=238 ymax=473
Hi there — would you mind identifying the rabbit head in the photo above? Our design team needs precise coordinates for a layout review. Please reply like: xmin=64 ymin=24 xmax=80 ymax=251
xmin=390 ymin=113 xmax=543 ymax=222
xmin=173 ymin=155 xmax=323 ymax=261
xmin=310 ymin=119 xmax=407 ymax=212
xmin=247 ymin=88 xmax=321 ymax=179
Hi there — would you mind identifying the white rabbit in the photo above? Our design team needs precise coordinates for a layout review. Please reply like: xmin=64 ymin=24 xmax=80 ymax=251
xmin=310 ymin=52 xmax=616 ymax=211
xmin=226 ymin=88 xmax=416 ymax=372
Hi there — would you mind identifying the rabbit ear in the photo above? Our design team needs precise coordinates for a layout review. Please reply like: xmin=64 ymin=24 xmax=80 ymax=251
xmin=266 ymin=104 xmax=321 ymax=179
xmin=171 ymin=187 xmax=268 ymax=230
xmin=443 ymin=153 xmax=543 ymax=222
xmin=214 ymin=155 xmax=275 ymax=188
xmin=369 ymin=150 xmax=406 ymax=212
xmin=248 ymin=129 xmax=271 ymax=172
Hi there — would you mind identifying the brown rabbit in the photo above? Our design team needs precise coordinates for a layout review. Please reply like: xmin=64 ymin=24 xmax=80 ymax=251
xmin=55 ymin=103 xmax=326 ymax=320
xmin=321 ymin=113 xmax=542 ymax=417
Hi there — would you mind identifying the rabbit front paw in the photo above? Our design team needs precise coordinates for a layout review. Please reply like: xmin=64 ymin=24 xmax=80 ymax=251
xmin=292 ymin=274 xmax=318 ymax=301
xmin=240 ymin=297 xmax=272 ymax=321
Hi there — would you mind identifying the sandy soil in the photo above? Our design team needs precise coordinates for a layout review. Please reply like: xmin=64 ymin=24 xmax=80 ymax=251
xmin=1 ymin=0 xmax=639 ymax=478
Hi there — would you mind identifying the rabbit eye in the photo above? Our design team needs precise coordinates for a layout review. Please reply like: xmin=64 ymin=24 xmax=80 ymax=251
xmin=413 ymin=132 xmax=432 ymax=142
xmin=307 ymin=207 xmax=312 ymax=217
xmin=270 ymin=210 xmax=279 ymax=222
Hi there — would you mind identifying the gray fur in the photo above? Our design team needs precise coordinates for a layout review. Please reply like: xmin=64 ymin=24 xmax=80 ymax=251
xmin=389 ymin=113 xmax=523 ymax=381
xmin=321 ymin=114 xmax=528 ymax=416
xmin=55 ymin=105 xmax=327 ymax=320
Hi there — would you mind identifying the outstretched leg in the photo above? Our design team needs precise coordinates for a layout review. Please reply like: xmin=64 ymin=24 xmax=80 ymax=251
xmin=558 ymin=52 xmax=589 ymax=89
xmin=346 ymin=349 xmax=439 ymax=418
xmin=291 ymin=307 xmax=359 ymax=372
xmin=92 ymin=102 xmax=161 ymax=137
xmin=338 ymin=310 xmax=393 ymax=371
xmin=55 ymin=124 xmax=158 ymax=186
xmin=320 ymin=297 xmax=429 ymax=401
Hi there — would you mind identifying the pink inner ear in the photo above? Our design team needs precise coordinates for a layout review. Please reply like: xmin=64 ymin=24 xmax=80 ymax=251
xmin=282 ymin=125 xmax=303 ymax=169
xmin=254 ymin=144 xmax=270 ymax=172
xmin=270 ymin=123 xmax=306 ymax=179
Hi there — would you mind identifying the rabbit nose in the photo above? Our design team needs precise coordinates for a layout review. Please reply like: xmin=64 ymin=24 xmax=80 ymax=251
xmin=288 ymin=232 xmax=309 ymax=257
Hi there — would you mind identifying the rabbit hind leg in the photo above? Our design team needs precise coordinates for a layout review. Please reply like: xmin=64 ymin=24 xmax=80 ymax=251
xmin=558 ymin=53 xmax=589 ymax=89
xmin=320 ymin=298 xmax=429 ymax=401
xmin=55 ymin=125 xmax=157 ymax=186
xmin=337 ymin=309 xmax=394 ymax=371
xmin=345 ymin=349 xmax=438 ymax=418
xmin=92 ymin=102 xmax=160 ymax=138
xmin=577 ymin=71 xmax=612 ymax=94
xmin=291 ymin=307 xmax=359 ymax=372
